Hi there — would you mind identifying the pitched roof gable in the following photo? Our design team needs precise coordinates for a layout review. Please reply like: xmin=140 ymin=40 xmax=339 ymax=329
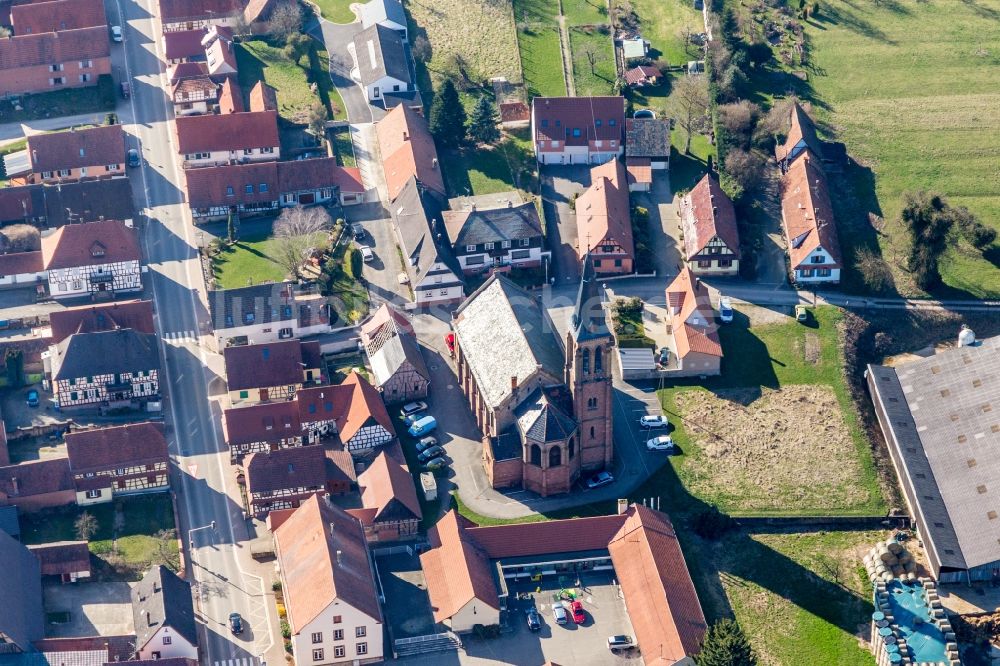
xmin=41 ymin=219 xmax=140 ymax=270
xmin=442 ymin=201 xmax=543 ymax=247
xmin=680 ymin=173 xmax=740 ymax=258
xmin=665 ymin=269 xmax=722 ymax=358
xmin=780 ymin=152 xmax=841 ymax=269
xmin=0 ymin=27 xmax=110 ymax=71
xmin=131 ymin=566 xmax=197 ymax=649
xmin=776 ymin=101 xmax=825 ymax=163
xmin=420 ymin=511 xmax=500 ymax=622
xmin=532 ymin=96 xmax=625 ymax=146
xmin=27 ymin=125 xmax=125 ymax=173
xmin=376 ymin=105 xmax=445 ymax=200
xmin=246 ymin=446 xmax=327 ymax=494
xmin=223 ymin=400 xmax=301 ymax=446
xmin=11 ymin=0 xmax=107 ymax=33
xmin=223 ymin=339 xmax=310 ymax=391
xmin=175 ymin=111 xmax=279 ymax=153
xmin=576 ymin=158 xmax=633 ymax=254
xmin=66 ymin=422 xmax=167 ymax=472
xmin=358 ymin=451 xmax=421 ymax=522
xmin=48 ymin=300 xmax=155 ymax=344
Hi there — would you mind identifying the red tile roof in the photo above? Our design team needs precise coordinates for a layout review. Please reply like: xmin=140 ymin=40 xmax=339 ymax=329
xmin=175 ymin=111 xmax=279 ymax=154
xmin=358 ymin=451 xmax=421 ymax=522
xmin=420 ymin=510 xmax=500 ymax=622
xmin=41 ymin=219 xmax=140 ymax=270
xmin=0 ymin=27 xmax=109 ymax=72
xmin=680 ymin=173 xmax=740 ymax=259
xmin=27 ymin=124 xmax=125 ymax=173
xmin=223 ymin=339 xmax=314 ymax=391
xmin=49 ymin=300 xmax=155 ymax=344
xmin=625 ymin=157 xmax=652 ymax=186
xmin=328 ymin=166 xmax=365 ymax=193
xmin=27 ymin=541 xmax=91 ymax=576
xmin=11 ymin=0 xmax=107 ymax=34
xmin=324 ymin=445 xmax=357 ymax=486
xmin=780 ymin=152 xmax=840 ymax=269
xmin=217 ymin=78 xmax=243 ymax=113
xmin=608 ymin=505 xmax=707 ymax=665
xmin=0 ymin=185 xmax=40 ymax=221
xmin=360 ymin=302 xmax=414 ymax=344
xmin=274 ymin=495 xmax=383 ymax=632
xmin=65 ymin=422 xmax=168 ymax=473
xmin=499 ymin=101 xmax=529 ymax=123
xmin=531 ymin=96 xmax=625 ymax=146
xmin=665 ymin=268 xmax=722 ymax=358
xmin=184 ymin=158 xmax=350 ymax=208
xmin=576 ymin=158 xmax=633 ymax=258
xmin=167 ymin=61 xmax=209 ymax=84
xmin=163 ymin=28 xmax=208 ymax=61
xmin=222 ymin=400 xmax=301 ymax=446
xmin=249 ymin=81 xmax=277 ymax=112
xmin=158 ymin=0 xmax=242 ymax=22
xmin=246 ymin=446 xmax=327 ymax=494
xmin=0 ymin=251 xmax=44 ymax=276
xmin=375 ymin=104 xmax=445 ymax=201
xmin=278 ymin=159 xmax=359 ymax=193
xmin=466 ymin=514 xmax=629 ymax=558
xmin=775 ymin=101 xmax=825 ymax=163
xmin=334 ymin=371 xmax=395 ymax=442
xmin=0 ymin=458 xmax=73 ymax=497
xmin=624 ymin=65 xmax=660 ymax=85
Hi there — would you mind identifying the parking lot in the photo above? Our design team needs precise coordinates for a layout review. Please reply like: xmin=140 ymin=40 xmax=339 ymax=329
xmin=43 ymin=581 xmax=135 ymax=638
xmin=376 ymin=552 xmax=440 ymax=640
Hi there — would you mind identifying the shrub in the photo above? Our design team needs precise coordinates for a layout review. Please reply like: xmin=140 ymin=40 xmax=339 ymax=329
xmin=271 ymin=580 xmax=282 ymax=592
xmin=280 ymin=620 xmax=291 ymax=640
xmin=344 ymin=247 xmax=362 ymax=280
xmin=692 ymin=506 xmax=737 ymax=540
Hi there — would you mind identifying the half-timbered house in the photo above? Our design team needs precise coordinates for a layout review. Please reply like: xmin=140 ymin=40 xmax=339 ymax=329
xmin=680 ymin=174 xmax=740 ymax=276
xmin=66 ymin=422 xmax=169 ymax=505
xmin=49 ymin=329 xmax=160 ymax=410
xmin=245 ymin=445 xmax=327 ymax=517
xmin=576 ymin=158 xmax=634 ymax=275
xmin=300 ymin=372 xmax=395 ymax=455
xmin=222 ymin=400 xmax=303 ymax=462
xmin=349 ymin=451 xmax=421 ymax=542
xmin=41 ymin=220 xmax=142 ymax=299
xmin=360 ymin=304 xmax=429 ymax=404
xmin=224 ymin=339 xmax=323 ymax=406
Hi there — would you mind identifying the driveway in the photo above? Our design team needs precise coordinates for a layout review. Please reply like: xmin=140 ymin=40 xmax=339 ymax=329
xmin=632 ymin=173 xmax=683 ymax=277
xmin=43 ymin=581 xmax=135 ymax=638
xmin=540 ymin=165 xmax=590 ymax=285
xmin=342 ymin=202 xmax=411 ymax=306
xmin=310 ymin=18 xmax=377 ymax=125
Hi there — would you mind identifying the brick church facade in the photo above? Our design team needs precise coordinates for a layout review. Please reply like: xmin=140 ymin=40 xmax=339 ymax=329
xmin=452 ymin=259 xmax=613 ymax=497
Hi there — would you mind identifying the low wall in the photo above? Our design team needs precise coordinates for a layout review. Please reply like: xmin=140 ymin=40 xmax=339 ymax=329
xmin=735 ymin=515 xmax=911 ymax=531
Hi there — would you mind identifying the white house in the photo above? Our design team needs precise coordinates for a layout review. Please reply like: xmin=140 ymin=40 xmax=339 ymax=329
xmin=131 ymin=566 xmax=198 ymax=661
xmin=208 ymin=282 xmax=331 ymax=351
xmin=780 ymin=153 xmax=841 ymax=284
xmin=41 ymin=220 xmax=142 ymax=299
xmin=175 ymin=111 xmax=280 ymax=168
xmin=531 ymin=96 xmax=626 ymax=165
xmin=359 ymin=0 xmax=407 ymax=40
xmin=275 ymin=495 xmax=384 ymax=666
xmin=0 ymin=250 xmax=45 ymax=287
xmin=352 ymin=24 xmax=413 ymax=103
xmin=391 ymin=177 xmax=464 ymax=306
xmin=298 ymin=373 xmax=397 ymax=455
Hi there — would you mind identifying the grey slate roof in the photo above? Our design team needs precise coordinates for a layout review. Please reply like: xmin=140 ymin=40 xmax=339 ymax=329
xmin=392 ymin=176 xmax=463 ymax=289
xmin=132 ymin=565 xmax=198 ymax=651
xmin=516 ymin=389 xmax=577 ymax=443
xmin=208 ymin=283 xmax=296 ymax=331
xmin=53 ymin=329 xmax=159 ymax=381
xmin=442 ymin=201 xmax=543 ymax=248
xmin=625 ymin=118 xmax=671 ymax=158
xmin=0 ymin=529 xmax=44 ymax=652
xmin=0 ymin=505 xmax=19 ymax=539
xmin=370 ymin=331 xmax=429 ymax=387
xmin=868 ymin=334 xmax=1000 ymax=571
xmin=572 ymin=252 xmax=610 ymax=342
xmin=453 ymin=275 xmax=564 ymax=409
xmin=0 ymin=651 xmax=107 ymax=666
xmin=353 ymin=24 xmax=411 ymax=88
xmin=360 ymin=0 xmax=406 ymax=29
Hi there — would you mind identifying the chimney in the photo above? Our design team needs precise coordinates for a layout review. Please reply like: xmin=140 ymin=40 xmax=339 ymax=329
xmin=402 ymin=131 xmax=409 ymax=141
xmin=145 ymin=611 xmax=151 ymax=626
xmin=336 ymin=550 xmax=343 ymax=565
xmin=511 ymin=375 xmax=518 ymax=392
xmin=617 ymin=498 xmax=628 ymax=515
xmin=470 ymin=203 xmax=476 ymax=212
xmin=432 ymin=158 xmax=438 ymax=169
xmin=329 ymin=522 xmax=335 ymax=537
xmin=507 ymin=199 xmax=513 ymax=208
xmin=10 ymin=477 xmax=18 ymax=495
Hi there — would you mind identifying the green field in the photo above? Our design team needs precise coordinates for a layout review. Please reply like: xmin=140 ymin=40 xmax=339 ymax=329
xmin=441 ymin=128 xmax=535 ymax=197
xmin=569 ymin=27 xmax=617 ymax=95
xmin=310 ymin=0 xmax=355 ymax=23
xmin=562 ymin=0 xmax=607 ymax=25
xmin=669 ymin=130 xmax=714 ymax=192
xmin=236 ymin=37 xmax=346 ymax=123
xmin=513 ymin=0 xmax=558 ymax=22
xmin=0 ymin=76 xmax=114 ymax=124
xmin=330 ymin=128 xmax=356 ymax=167
xmin=517 ymin=26 xmax=566 ymax=97
xmin=621 ymin=0 xmax=702 ymax=66
xmin=798 ymin=0 xmax=1000 ymax=297
xmin=19 ymin=494 xmax=178 ymax=580
xmin=211 ymin=228 xmax=292 ymax=288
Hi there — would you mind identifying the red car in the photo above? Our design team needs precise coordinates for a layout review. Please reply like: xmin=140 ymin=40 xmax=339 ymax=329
xmin=570 ymin=600 xmax=585 ymax=624
xmin=444 ymin=332 xmax=455 ymax=357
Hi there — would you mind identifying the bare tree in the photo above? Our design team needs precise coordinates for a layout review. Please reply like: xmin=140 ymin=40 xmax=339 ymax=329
xmin=578 ymin=40 xmax=601 ymax=76
xmin=75 ymin=511 xmax=99 ymax=541
xmin=153 ymin=529 xmax=180 ymax=571
xmin=231 ymin=10 xmax=250 ymax=37
xmin=664 ymin=74 xmax=709 ymax=155
xmin=855 ymin=247 xmax=893 ymax=293
xmin=308 ymin=102 xmax=328 ymax=142
xmin=412 ymin=35 xmax=431 ymax=63
xmin=679 ymin=22 xmax=695 ymax=56
xmin=272 ymin=206 xmax=333 ymax=277
xmin=718 ymin=100 xmax=762 ymax=149
xmin=267 ymin=0 xmax=302 ymax=42
xmin=0 ymin=224 xmax=41 ymax=252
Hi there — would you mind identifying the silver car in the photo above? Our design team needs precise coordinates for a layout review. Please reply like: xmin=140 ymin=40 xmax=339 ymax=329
xmin=552 ymin=603 xmax=568 ymax=625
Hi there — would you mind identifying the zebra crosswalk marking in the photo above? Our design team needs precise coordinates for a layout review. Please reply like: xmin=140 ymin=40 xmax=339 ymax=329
xmin=162 ymin=330 xmax=196 ymax=343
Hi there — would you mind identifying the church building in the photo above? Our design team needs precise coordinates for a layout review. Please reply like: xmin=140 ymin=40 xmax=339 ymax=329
xmin=452 ymin=259 xmax=613 ymax=496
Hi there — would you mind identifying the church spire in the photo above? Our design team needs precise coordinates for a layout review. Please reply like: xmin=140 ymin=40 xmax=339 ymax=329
xmin=572 ymin=251 xmax=609 ymax=342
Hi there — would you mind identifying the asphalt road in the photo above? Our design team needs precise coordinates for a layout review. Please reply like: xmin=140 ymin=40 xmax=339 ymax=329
xmin=105 ymin=1 xmax=280 ymax=665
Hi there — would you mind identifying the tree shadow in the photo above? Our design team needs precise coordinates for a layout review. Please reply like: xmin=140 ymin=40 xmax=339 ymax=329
xmin=809 ymin=3 xmax=895 ymax=44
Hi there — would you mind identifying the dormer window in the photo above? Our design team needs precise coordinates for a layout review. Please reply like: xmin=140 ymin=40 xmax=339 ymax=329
xmin=90 ymin=242 xmax=106 ymax=258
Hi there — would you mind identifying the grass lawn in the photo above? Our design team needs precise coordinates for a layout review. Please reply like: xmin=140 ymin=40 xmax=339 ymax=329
xmin=512 ymin=0 xmax=559 ymax=22
xmin=797 ymin=0 xmax=1000 ymax=297
xmin=310 ymin=0 xmax=355 ymax=23
xmin=406 ymin=0 xmax=521 ymax=88
xmin=211 ymin=228 xmax=292 ymax=289
xmin=330 ymin=127 xmax=356 ymax=167
xmin=325 ymin=238 xmax=370 ymax=325
xmin=669 ymin=130 xmax=714 ymax=193
xmin=569 ymin=27 xmax=617 ymax=96
xmin=517 ymin=26 xmax=566 ymax=98
xmin=236 ymin=38 xmax=346 ymax=123
xmin=655 ymin=306 xmax=884 ymax=516
xmin=0 ymin=77 xmax=114 ymax=124
xmin=325 ymin=352 xmax=368 ymax=383
xmin=19 ymin=494 xmax=178 ymax=581
xmin=441 ymin=128 xmax=535 ymax=197
xmin=562 ymin=0 xmax=608 ymax=25
xmin=619 ymin=0 xmax=703 ymax=67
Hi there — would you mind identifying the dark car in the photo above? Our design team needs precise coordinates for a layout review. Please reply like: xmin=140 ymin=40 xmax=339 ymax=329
xmin=525 ymin=607 xmax=541 ymax=632
xmin=120 ymin=81 xmax=130 ymax=99
xmin=26 ymin=389 xmax=39 ymax=407
xmin=127 ymin=149 xmax=140 ymax=168
xmin=228 ymin=612 xmax=243 ymax=635
xmin=417 ymin=445 xmax=445 ymax=463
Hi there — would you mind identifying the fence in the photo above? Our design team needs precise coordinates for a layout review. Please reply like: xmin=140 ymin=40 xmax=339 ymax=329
xmin=734 ymin=515 xmax=911 ymax=531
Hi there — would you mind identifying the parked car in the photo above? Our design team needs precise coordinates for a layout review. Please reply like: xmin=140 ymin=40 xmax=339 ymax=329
xmin=423 ymin=456 xmax=447 ymax=471
xmin=646 ymin=435 xmax=675 ymax=451
xmin=26 ymin=389 xmax=39 ymax=408
xmin=352 ymin=224 xmax=365 ymax=240
xmin=408 ymin=415 xmax=437 ymax=437
xmin=608 ymin=635 xmax=634 ymax=652
xmin=525 ymin=607 xmax=541 ymax=632
xmin=719 ymin=297 xmax=734 ymax=323
xmin=401 ymin=401 xmax=428 ymax=417
xmin=657 ymin=347 xmax=670 ymax=366
xmin=127 ymin=149 xmax=140 ymax=168
xmin=570 ymin=600 xmax=585 ymax=624
xmin=120 ymin=81 xmax=130 ymax=99
xmin=415 ymin=436 xmax=438 ymax=452
xmin=417 ymin=445 xmax=445 ymax=462
xmin=403 ymin=413 xmax=424 ymax=426
xmin=444 ymin=332 xmax=455 ymax=357
xmin=228 ymin=612 xmax=243 ymax=635
xmin=795 ymin=304 xmax=809 ymax=322
xmin=360 ymin=246 xmax=374 ymax=262
xmin=110 ymin=25 xmax=122 ymax=42
xmin=552 ymin=602 xmax=568 ymax=625
xmin=586 ymin=471 xmax=614 ymax=489
xmin=639 ymin=415 xmax=670 ymax=429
